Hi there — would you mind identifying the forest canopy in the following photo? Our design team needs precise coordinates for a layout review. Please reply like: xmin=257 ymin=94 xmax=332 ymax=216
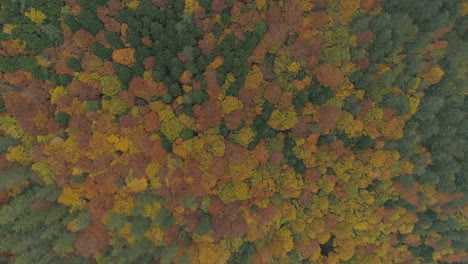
xmin=0 ymin=0 xmax=467 ymax=263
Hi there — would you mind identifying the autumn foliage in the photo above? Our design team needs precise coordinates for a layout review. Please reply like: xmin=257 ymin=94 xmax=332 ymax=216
xmin=0 ymin=0 xmax=466 ymax=263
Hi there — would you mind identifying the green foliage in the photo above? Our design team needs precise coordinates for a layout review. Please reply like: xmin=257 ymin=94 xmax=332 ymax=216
xmin=0 ymin=167 xmax=34 ymax=190
xmin=105 ymin=31 xmax=125 ymax=49
xmin=131 ymin=216 xmax=151 ymax=238
xmin=308 ymin=84 xmax=334 ymax=106
xmin=196 ymin=213 xmax=211 ymax=235
xmin=190 ymin=90 xmax=209 ymax=105
xmin=92 ymin=43 xmax=113 ymax=61
xmin=180 ymin=129 xmax=195 ymax=140
xmin=85 ymin=100 xmax=102 ymax=111
xmin=77 ymin=9 xmax=103 ymax=35
xmin=380 ymin=93 xmax=410 ymax=115
xmin=54 ymin=112 xmax=70 ymax=126
xmin=155 ymin=208 xmax=175 ymax=229
xmin=0 ymin=99 xmax=5 ymax=113
xmin=0 ymin=136 xmax=20 ymax=154
xmin=67 ymin=58 xmax=82 ymax=72
xmin=63 ymin=14 xmax=81 ymax=32
xmin=113 ymin=64 xmax=134 ymax=84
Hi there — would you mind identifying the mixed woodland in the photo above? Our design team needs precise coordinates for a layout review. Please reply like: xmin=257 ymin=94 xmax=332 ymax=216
xmin=0 ymin=0 xmax=467 ymax=263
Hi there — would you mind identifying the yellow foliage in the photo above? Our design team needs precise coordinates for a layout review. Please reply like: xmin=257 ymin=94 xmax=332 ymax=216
xmin=408 ymin=96 xmax=420 ymax=115
xmin=267 ymin=107 xmax=298 ymax=131
xmin=206 ymin=135 xmax=226 ymax=157
xmin=184 ymin=0 xmax=196 ymax=13
xmin=462 ymin=1 xmax=468 ymax=16
xmin=235 ymin=127 xmax=256 ymax=147
xmin=195 ymin=242 xmax=230 ymax=264
xmin=337 ymin=112 xmax=364 ymax=138
xmin=226 ymin=73 xmax=236 ymax=83
xmin=276 ymin=226 xmax=294 ymax=252
xmin=102 ymin=97 xmax=129 ymax=115
xmin=218 ymin=183 xmax=237 ymax=204
xmin=161 ymin=118 xmax=185 ymax=141
xmin=299 ymin=0 xmax=314 ymax=12
xmin=399 ymin=159 xmax=414 ymax=174
xmin=340 ymin=0 xmax=360 ymax=23
xmin=207 ymin=56 xmax=224 ymax=71
xmin=126 ymin=177 xmax=148 ymax=192
xmin=365 ymin=107 xmax=383 ymax=122
xmin=424 ymin=66 xmax=445 ymax=84
xmin=380 ymin=118 xmax=404 ymax=140
xmin=146 ymin=162 xmax=162 ymax=178
xmin=156 ymin=105 xmax=175 ymax=121
xmin=183 ymin=85 xmax=193 ymax=93
xmin=0 ymin=115 xmax=25 ymax=139
xmin=100 ymin=75 xmax=121 ymax=96
xmin=31 ymin=162 xmax=54 ymax=184
xmin=245 ymin=65 xmax=264 ymax=90
xmin=336 ymin=81 xmax=355 ymax=100
xmin=3 ymin=24 xmax=17 ymax=34
xmin=277 ymin=168 xmax=303 ymax=198
xmin=274 ymin=50 xmax=292 ymax=74
xmin=108 ymin=135 xmax=130 ymax=152
xmin=353 ymin=222 xmax=368 ymax=231
xmin=255 ymin=0 xmax=266 ymax=10
xmin=119 ymin=222 xmax=136 ymax=245
xmin=221 ymin=96 xmax=244 ymax=115
xmin=233 ymin=181 xmax=250 ymax=200
xmin=49 ymin=86 xmax=68 ymax=104
xmin=25 ymin=8 xmax=47 ymax=25
xmin=112 ymin=48 xmax=136 ymax=66
xmin=113 ymin=192 xmax=136 ymax=215
xmin=126 ymin=0 xmax=140 ymax=9
xmin=287 ymin=62 xmax=301 ymax=73
xmin=58 ymin=187 xmax=85 ymax=210
xmin=223 ymin=237 xmax=244 ymax=253
xmin=335 ymin=237 xmax=355 ymax=261
xmin=6 ymin=145 xmax=31 ymax=165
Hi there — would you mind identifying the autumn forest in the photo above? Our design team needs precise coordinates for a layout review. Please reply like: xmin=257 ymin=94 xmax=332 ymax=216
xmin=0 ymin=0 xmax=467 ymax=263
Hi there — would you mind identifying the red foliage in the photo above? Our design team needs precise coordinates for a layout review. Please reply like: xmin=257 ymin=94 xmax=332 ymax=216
xmin=296 ymin=238 xmax=320 ymax=258
xmin=265 ymin=4 xmax=282 ymax=25
xmin=238 ymin=10 xmax=260 ymax=28
xmin=4 ymin=93 xmax=60 ymax=136
xmin=75 ymin=222 xmax=110 ymax=258
xmin=315 ymin=63 xmax=344 ymax=88
xmin=256 ymin=204 xmax=277 ymax=227
xmin=355 ymin=57 xmax=370 ymax=71
xmin=283 ymin=0 xmax=302 ymax=30
xmin=357 ymin=29 xmax=374 ymax=46
xmin=193 ymin=98 xmax=222 ymax=131
xmin=230 ymin=2 xmax=244 ymax=16
xmin=198 ymin=33 xmax=216 ymax=55
xmin=225 ymin=141 xmax=250 ymax=165
xmin=311 ymin=11 xmax=329 ymax=28
xmin=72 ymin=29 xmax=96 ymax=52
xmin=292 ymin=35 xmax=324 ymax=62
xmin=119 ymin=113 xmax=140 ymax=129
xmin=70 ymin=80 xmax=101 ymax=101
xmin=143 ymin=56 xmax=156 ymax=70
xmin=212 ymin=208 xmax=247 ymax=240
xmin=316 ymin=106 xmax=342 ymax=133
xmin=291 ymin=115 xmax=313 ymax=138
xmin=212 ymin=0 xmax=227 ymax=15
xmin=268 ymin=22 xmax=289 ymax=45
xmin=205 ymin=70 xmax=222 ymax=98
xmin=270 ymin=151 xmax=284 ymax=164
xmin=143 ymin=112 xmax=160 ymax=133
xmin=129 ymin=76 xmax=167 ymax=101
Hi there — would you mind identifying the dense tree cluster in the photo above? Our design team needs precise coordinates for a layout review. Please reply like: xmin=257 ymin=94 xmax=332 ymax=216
xmin=0 ymin=0 xmax=467 ymax=263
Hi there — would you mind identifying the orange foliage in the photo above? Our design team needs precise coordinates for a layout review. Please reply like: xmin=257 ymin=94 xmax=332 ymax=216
xmin=112 ymin=48 xmax=136 ymax=65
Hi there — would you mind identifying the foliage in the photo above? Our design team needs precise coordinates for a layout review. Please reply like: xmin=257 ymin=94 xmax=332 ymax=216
xmin=0 ymin=0 xmax=466 ymax=263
